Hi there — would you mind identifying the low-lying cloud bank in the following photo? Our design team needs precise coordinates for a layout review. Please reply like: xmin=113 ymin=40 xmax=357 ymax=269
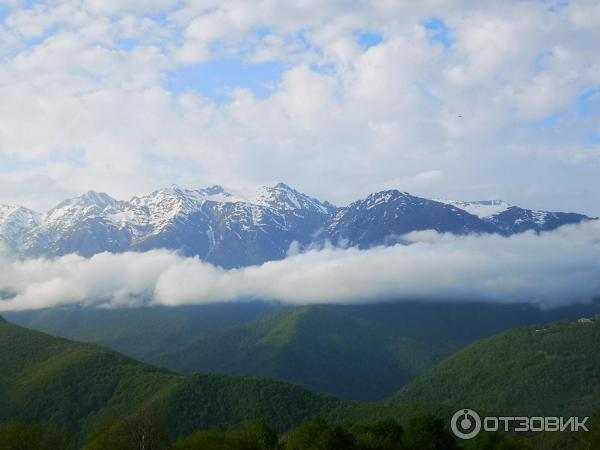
xmin=1 ymin=221 xmax=600 ymax=312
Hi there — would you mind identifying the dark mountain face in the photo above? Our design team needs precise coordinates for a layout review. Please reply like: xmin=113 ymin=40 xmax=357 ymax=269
xmin=488 ymin=206 xmax=590 ymax=235
xmin=1 ymin=184 xmax=594 ymax=267
xmin=327 ymin=191 xmax=499 ymax=248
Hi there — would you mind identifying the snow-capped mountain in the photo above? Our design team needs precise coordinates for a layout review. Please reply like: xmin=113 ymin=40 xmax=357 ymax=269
xmin=2 ymin=185 xmax=594 ymax=267
xmin=0 ymin=205 xmax=41 ymax=251
xmin=254 ymin=183 xmax=336 ymax=214
xmin=14 ymin=184 xmax=335 ymax=267
xmin=20 ymin=191 xmax=130 ymax=257
xmin=124 ymin=183 xmax=335 ymax=266
xmin=436 ymin=199 xmax=511 ymax=218
xmin=328 ymin=191 xmax=498 ymax=248
xmin=436 ymin=199 xmax=590 ymax=235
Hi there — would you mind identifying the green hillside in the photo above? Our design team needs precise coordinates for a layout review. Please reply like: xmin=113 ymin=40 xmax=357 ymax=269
xmin=155 ymin=301 xmax=600 ymax=402
xmin=391 ymin=318 xmax=600 ymax=417
xmin=156 ymin=305 xmax=450 ymax=402
xmin=5 ymin=302 xmax=289 ymax=363
xmin=0 ymin=317 xmax=409 ymax=445
xmin=8 ymin=301 xmax=600 ymax=406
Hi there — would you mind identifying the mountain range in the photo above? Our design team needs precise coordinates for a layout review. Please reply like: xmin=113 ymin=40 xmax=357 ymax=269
xmin=0 ymin=184 xmax=593 ymax=268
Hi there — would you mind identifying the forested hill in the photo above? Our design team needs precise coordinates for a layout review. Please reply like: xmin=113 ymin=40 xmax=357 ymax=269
xmin=0 ymin=318 xmax=398 ymax=444
xmin=10 ymin=300 xmax=600 ymax=404
xmin=390 ymin=318 xmax=600 ymax=417
xmin=157 ymin=304 xmax=449 ymax=402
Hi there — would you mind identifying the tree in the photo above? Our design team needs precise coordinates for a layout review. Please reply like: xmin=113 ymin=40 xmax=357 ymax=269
xmin=84 ymin=411 xmax=170 ymax=450
xmin=123 ymin=410 xmax=170 ymax=450
xmin=403 ymin=415 xmax=457 ymax=450
xmin=172 ymin=421 xmax=279 ymax=450
xmin=171 ymin=428 xmax=234 ymax=450
xmin=84 ymin=418 xmax=136 ymax=450
xmin=463 ymin=432 xmax=534 ymax=450
xmin=349 ymin=419 xmax=405 ymax=450
xmin=284 ymin=417 xmax=356 ymax=450
xmin=230 ymin=420 xmax=279 ymax=450
xmin=0 ymin=422 xmax=71 ymax=450
xmin=578 ymin=413 xmax=600 ymax=450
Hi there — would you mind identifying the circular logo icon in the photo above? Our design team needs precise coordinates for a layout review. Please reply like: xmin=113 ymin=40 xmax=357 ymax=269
xmin=451 ymin=409 xmax=481 ymax=440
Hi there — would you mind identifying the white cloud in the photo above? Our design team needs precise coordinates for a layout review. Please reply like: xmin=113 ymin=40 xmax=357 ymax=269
xmin=1 ymin=221 xmax=600 ymax=312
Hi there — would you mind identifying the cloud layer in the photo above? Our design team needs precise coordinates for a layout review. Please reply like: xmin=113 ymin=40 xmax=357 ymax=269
xmin=0 ymin=1 xmax=599 ymax=214
xmin=1 ymin=221 xmax=599 ymax=312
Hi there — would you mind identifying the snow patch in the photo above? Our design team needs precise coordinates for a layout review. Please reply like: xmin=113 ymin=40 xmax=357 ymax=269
xmin=437 ymin=199 xmax=511 ymax=218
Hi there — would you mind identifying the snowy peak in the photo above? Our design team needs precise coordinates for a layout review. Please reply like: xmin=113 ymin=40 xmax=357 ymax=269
xmin=48 ymin=191 xmax=121 ymax=216
xmin=80 ymin=191 xmax=119 ymax=209
xmin=0 ymin=204 xmax=39 ymax=223
xmin=436 ymin=199 xmax=511 ymax=218
xmin=127 ymin=187 xmax=205 ymax=233
xmin=360 ymin=190 xmax=416 ymax=210
xmin=119 ymin=185 xmax=246 ymax=237
xmin=43 ymin=191 xmax=124 ymax=231
xmin=0 ymin=204 xmax=41 ymax=247
xmin=130 ymin=185 xmax=240 ymax=218
xmin=254 ymin=183 xmax=334 ymax=214
xmin=63 ymin=191 xmax=120 ymax=210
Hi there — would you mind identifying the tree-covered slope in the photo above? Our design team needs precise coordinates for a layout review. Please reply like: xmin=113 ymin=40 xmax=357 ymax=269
xmin=390 ymin=318 xmax=600 ymax=417
xmin=157 ymin=305 xmax=452 ymax=402
xmin=13 ymin=300 xmax=600 ymax=405
xmin=5 ymin=302 xmax=290 ymax=363
xmin=0 ymin=318 xmax=387 ymax=443
xmin=154 ymin=301 xmax=600 ymax=402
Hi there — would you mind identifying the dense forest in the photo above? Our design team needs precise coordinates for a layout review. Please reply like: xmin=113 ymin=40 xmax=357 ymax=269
xmin=0 ymin=414 xmax=549 ymax=450
xmin=0 ymin=316 xmax=448 ymax=447
xmin=392 ymin=319 xmax=600 ymax=416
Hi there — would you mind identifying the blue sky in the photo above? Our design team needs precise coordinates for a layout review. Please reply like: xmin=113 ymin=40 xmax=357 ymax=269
xmin=423 ymin=18 xmax=454 ymax=49
xmin=163 ymin=59 xmax=283 ymax=101
xmin=353 ymin=30 xmax=383 ymax=50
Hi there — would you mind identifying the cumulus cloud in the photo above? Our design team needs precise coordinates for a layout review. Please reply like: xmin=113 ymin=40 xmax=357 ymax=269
xmin=1 ymin=221 xmax=599 ymax=312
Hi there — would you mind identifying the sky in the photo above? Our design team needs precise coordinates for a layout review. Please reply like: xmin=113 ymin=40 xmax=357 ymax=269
xmin=0 ymin=0 xmax=599 ymax=215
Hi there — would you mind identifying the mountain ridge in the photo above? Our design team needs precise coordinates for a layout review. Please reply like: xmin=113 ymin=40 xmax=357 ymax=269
xmin=1 ymin=184 xmax=593 ymax=268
